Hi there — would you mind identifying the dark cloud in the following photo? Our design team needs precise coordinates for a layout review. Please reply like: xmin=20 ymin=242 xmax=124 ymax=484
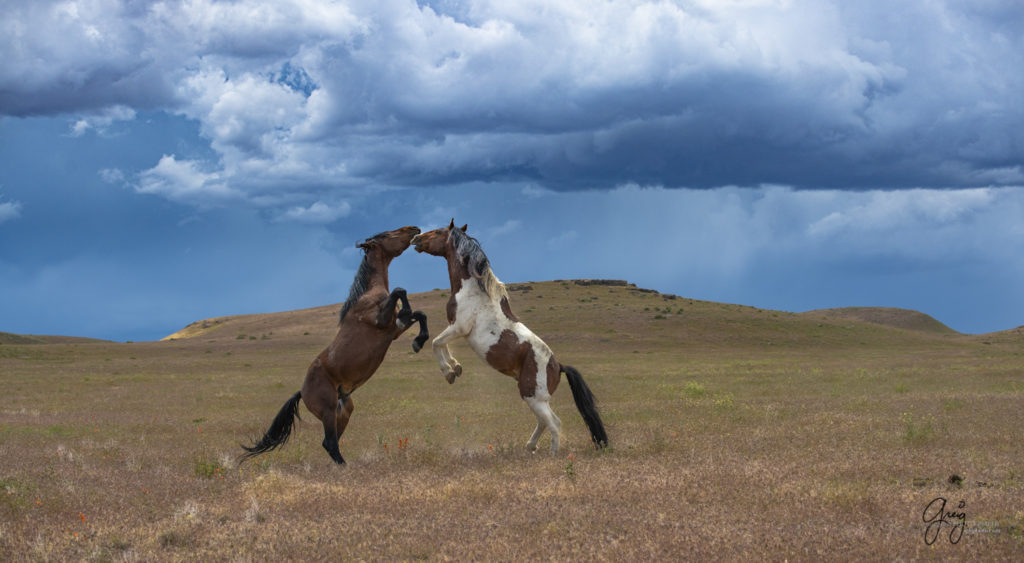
xmin=1 ymin=0 xmax=1021 ymax=211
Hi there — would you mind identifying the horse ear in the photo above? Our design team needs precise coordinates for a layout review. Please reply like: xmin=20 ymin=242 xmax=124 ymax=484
xmin=448 ymin=218 xmax=455 ymax=229
xmin=460 ymin=224 xmax=468 ymax=232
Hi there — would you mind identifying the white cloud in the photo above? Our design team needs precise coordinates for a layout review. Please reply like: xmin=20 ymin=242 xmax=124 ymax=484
xmin=487 ymin=219 xmax=522 ymax=237
xmin=176 ymin=64 xmax=310 ymax=158
xmin=67 ymin=105 xmax=136 ymax=137
xmin=526 ymin=184 xmax=1020 ymax=287
xmin=806 ymin=188 xmax=998 ymax=238
xmin=521 ymin=184 xmax=550 ymax=199
xmin=0 ymin=199 xmax=22 ymax=223
xmin=546 ymin=229 xmax=578 ymax=250
xmin=277 ymin=200 xmax=351 ymax=223
xmin=135 ymin=155 xmax=240 ymax=206
xmin=99 ymin=168 xmax=125 ymax=184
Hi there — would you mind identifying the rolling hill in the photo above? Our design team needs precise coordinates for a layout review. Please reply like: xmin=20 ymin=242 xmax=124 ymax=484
xmin=157 ymin=279 xmax=985 ymax=351
xmin=0 ymin=331 xmax=109 ymax=345
xmin=799 ymin=306 xmax=958 ymax=335
xmin=2 ymin=280 xmax=1010 ymax=348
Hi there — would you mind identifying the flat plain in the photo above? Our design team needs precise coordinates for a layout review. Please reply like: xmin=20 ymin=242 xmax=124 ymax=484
xmin=1 ymin=280 xmax=1022 ymax=560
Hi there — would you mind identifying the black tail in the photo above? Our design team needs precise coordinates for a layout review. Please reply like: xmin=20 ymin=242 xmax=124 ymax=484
xmin=562 ymin=365 xmax=609 ymax=449
xmin=238 ymin=391 xmax=302 ymax=464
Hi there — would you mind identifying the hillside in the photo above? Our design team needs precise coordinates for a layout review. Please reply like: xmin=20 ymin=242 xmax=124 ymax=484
xmin=0 ymin=331 xmax=109 ymax=345
xmin=970 ymin=323 xmax=1024 ymax=345
xmin=160 ymin=304 xmax=340 ymax=341
xmin=1 ymin=281 xmax=998 ymax=347
xmin=799 ymin=306 xmax=958 ymax=335
xmin=160 ymin=280 xmax=978 ymax=351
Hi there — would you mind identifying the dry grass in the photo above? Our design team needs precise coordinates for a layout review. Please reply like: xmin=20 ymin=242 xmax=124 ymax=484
xmin=1 ymin=281 xmax=1022 ymax=560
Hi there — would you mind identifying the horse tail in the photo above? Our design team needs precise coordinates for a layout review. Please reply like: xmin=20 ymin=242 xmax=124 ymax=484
xmin=561 ymin=365 xmax=609 ymax=449
xmin=238 ymin=391 xmax=302 ymax=464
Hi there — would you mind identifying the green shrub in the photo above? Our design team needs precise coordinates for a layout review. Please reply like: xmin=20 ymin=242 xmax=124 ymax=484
xmin=683 ymin=381 xmax=706 ymax=399
xmin=901 ymin=412 xmax=936 ymax=443
xmin=193 ymin=457 xmax=225 ymax=479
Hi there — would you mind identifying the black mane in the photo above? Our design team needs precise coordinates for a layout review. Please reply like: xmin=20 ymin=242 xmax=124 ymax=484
xmin=339 ymin=252 xmax=375 ymax=323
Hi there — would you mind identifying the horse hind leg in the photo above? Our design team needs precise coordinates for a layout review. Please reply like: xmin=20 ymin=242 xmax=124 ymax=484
xmin=547 ymin=408 xmax=563 ymax=453
xmin=319 ymin=404 xmax=345 ymax=465
xmin=524 ymin=397 xmax=562 ymax=454
xmin=303 ymin=370 xmax=346 ymax=465
xmin=550 ymin=410 xmax=563 ymax=452
xmin=525 ymin=421 xmax=544 ymax=453
xmin=335 ymin=390 xmax=355 ymax=441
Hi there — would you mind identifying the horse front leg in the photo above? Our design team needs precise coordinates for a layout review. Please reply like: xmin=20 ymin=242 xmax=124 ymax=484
xmin=431 ymin=324 xmax=464 ymax=384
xmin=376 ymin=287 xmax=412 ymax=328
xmin=409 ymin=311 xmax=429 ymax=353
xmin=390 ymin=310 xmax=429 ymax=353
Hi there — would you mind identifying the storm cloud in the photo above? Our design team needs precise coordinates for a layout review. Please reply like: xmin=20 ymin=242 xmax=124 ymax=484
xmin=3 ymin=0 xmax=1022 ymax=212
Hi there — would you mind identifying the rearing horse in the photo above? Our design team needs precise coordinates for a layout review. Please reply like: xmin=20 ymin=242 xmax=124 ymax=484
xmin=240 ymin=226 xmax=429 ymax=465
xmin=412 ymin=220 xmax=608 ymax=453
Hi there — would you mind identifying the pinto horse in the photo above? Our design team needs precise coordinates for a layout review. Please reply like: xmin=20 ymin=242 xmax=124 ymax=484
xmin=412 ymin=220 xmax=608 ymax=453
xmin=240 ymin=226 xmax=429 ymax=465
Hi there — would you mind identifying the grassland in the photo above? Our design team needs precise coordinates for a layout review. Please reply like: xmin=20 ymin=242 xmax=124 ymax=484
xmin=1 ymin=280 xmax=1022 ymax=560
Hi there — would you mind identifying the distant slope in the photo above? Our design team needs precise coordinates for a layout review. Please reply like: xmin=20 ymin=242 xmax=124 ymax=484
xmin=0 ymin=282 xmax=1007 ymax=348
xmin=799 ymin=307 xmax=958 ymax=335
xmin=971 ymin=324 xmax=1024 ymax=344
xmin=0 ymin=332 xmax=45 ymax=345
xmin=160 ymin=280 xmax=982 ymax=352
xmin=161 ymin=303 xmax=341 ymax=342
xmin=0 ymin=331 xmax=109 ymax=345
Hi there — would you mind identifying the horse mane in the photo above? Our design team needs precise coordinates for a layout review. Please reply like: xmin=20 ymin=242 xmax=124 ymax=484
xmin=339 ymin=251 xmax=375 ymax=323
xmin=450 ymin=227 xmax=507 ymax=301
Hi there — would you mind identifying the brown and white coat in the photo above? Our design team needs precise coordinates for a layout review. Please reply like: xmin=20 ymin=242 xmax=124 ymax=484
xmin=413 ymin=221 xmax=608 ymax=453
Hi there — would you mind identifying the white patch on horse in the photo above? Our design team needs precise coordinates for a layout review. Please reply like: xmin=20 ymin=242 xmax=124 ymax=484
xmin=459 ymin=281 xmax=552 ymax=392
xmin=529 ymin=346 xmax=553 ymax=400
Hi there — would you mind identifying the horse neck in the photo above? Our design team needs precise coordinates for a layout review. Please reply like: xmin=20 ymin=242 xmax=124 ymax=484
xmin=365 ymin=250 xmax=392 ymax=290
xmin=444 ymin=249 xmax=471 ymax=292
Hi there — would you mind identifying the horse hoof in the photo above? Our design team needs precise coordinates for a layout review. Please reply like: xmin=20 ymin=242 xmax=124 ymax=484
xmin=445 ymin=365 xmax=462 ymax=384
xmin=412 ymin=340 xmax=423 ymax=353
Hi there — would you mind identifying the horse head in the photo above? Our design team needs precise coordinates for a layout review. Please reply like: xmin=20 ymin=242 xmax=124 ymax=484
xmin=411 ymin=219 xmax=467 ymax=258
xmin=358 ymin=225 xmax=421 ymax=260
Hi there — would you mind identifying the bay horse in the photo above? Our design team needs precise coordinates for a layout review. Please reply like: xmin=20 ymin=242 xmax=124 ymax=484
xmin=412 ymin=220 xmax=608 ymax=453
xmin=240 ymin=226 xmax=429 ymax=465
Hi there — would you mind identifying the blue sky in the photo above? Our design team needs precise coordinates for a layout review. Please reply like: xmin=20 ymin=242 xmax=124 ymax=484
xmin=1 ymin=0 xmax=1022 ymax=341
